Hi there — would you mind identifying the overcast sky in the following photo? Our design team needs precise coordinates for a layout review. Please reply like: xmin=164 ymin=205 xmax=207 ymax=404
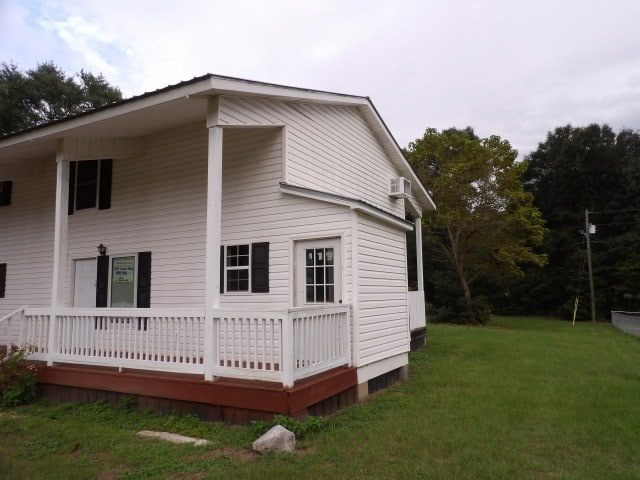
xmin=1 ymin=0 xmax=639 ymax=157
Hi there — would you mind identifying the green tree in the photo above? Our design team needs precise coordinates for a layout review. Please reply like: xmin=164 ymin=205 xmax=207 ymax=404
xmin=0 ymin=61 xmax=122 ymax=136
xmin=406 ymin=127 xmax=546 ymax=323
xmin=518 ymin=124 xmax=640 ymax=319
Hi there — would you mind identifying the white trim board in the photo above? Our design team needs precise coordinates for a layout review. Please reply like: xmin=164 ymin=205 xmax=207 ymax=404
xmin=279 ymin=183 xmax=414 ymax=232
xmin=356 ymin=352 xmax=409 ymax=383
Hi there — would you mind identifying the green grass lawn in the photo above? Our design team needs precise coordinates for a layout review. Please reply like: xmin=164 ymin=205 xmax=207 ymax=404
xmin=2 ymin=316 xmax=640 ymax=479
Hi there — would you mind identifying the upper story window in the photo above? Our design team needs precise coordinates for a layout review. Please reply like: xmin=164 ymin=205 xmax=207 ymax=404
xmin=0 ymin=181 xmax=12 ymax=207
xmin=68 ymin=159 xmax=112 ymax=214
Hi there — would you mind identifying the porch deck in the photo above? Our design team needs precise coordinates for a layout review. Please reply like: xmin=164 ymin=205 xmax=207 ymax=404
xmin=36 ymin=363 xmax=358 ymax=422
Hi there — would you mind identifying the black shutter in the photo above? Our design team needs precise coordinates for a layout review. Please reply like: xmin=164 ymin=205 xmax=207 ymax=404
xmin=1 ymin=181 xmax=12 ymax=207
xmin=3 ymin=181 xmax=11 ymax=206
xmin=251 ymin=242 xmax=269 ymax=293
xmin=96 ymin=255 xmax=109 ymax=307
xmin=220 ymin=245 xmax=225 ymax=294
xmin=136 ymin=252 xmax=151 ymax=330
xmin=98 ymin=159 xmax=113 ymax=210
xmin=68 ymin=162 xmax=76 ymax=215
xmin=137 ymin=252 xmax=152 ymax=308
xmin=0 ymin=263 xmax=6 ymax=298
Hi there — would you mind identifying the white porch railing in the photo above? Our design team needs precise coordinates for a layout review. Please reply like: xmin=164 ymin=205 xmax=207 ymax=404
xmin=408 ymin=291 xmax=426 ymax=331
xmin=11 ymin=305 xmax=351 ymax=387
xmin=0 ymin=305 xmax=28 ymax=355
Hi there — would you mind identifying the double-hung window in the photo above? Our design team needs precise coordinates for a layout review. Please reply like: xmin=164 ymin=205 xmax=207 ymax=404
xmin=68 ymin=159 xmax=112 ymax=214
xmin=225 ymin=245 xmax=250 ymax=292
xmin=221 ymin=243 xmax=269 ymax=294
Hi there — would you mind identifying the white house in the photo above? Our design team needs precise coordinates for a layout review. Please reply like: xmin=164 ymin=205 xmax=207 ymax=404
xmin=0 ymin=74 xmax=434 ymax=420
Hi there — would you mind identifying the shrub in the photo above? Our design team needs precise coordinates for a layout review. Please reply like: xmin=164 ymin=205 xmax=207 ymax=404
xmin=430 ymin=296 xmax=492 ymax=325
xmin=0 ymin=347 xmax=38 ymax=406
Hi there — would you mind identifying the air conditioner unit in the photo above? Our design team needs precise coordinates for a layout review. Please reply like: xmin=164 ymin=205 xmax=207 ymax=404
xmin=389 ymin=177 xmax=411 ymax=198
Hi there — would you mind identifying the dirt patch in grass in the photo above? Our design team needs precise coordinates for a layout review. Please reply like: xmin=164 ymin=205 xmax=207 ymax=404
xmin=190 ymin=447 xmax=258 ymax=462
xmin=0 ymin=412 xmax=23 ymax=419
xmin=166 ymin=472 xmax=208 ymax=480
xmin=97 ymin=467 xmax=129 ymax=480
xmin=189 ymin=446 xmax=315 ymax=462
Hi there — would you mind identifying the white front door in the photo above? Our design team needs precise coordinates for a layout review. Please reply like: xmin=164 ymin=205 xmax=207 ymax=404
xmin=73 ymin=258 xmax=97 ymax=308
xmin=295 ymin=238 xmax=341 ymax=306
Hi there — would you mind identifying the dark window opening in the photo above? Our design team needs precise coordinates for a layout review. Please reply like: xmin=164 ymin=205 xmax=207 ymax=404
xmin=69 ymin=159 xmax=112 ymax=214
xmin=0 ymin=181 xmax=12 ymax=207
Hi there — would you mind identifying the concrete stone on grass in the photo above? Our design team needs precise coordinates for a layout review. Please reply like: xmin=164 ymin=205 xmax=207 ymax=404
xmin=137 ymin=430 xmax=211 ymax=446
xmin=252 ymin=425 xmax=296 ymax=453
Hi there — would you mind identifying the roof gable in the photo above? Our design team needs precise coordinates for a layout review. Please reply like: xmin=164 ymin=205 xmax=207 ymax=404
xmin=0 ymin=74 xmax=435 ymax=211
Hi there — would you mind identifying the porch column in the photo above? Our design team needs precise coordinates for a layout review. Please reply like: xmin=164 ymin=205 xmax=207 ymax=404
xmin=48 ymin=142 xmax=69 ymax=365
xmin=415 ymin=216 xmax=424 ymax=292
xmin=204 ymin=111 xmax=223 ymax=381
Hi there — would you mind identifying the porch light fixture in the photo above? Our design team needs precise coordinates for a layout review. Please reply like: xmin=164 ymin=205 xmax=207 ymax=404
xmin=98 ymin=243 xmax=107 ymax=257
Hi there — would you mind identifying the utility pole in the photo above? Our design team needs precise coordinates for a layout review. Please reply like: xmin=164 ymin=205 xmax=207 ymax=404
xmin=585 ymin=209 xmax=596 ymax=322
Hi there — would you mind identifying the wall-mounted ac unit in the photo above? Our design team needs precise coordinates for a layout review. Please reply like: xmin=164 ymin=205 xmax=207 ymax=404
xmin=389 ymin=177 xmax=411 ymax=198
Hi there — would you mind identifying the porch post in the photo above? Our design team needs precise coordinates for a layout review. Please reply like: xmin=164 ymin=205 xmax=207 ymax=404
xmin=204 ymin=106 xmax=223 ymax=381
xmin=415 ymin=216 xmax=424 ymax=292
xmin=48 ymin=142 xmax=69 ymax=365
xmin=281 ymin=311 xmax=295 ymax=388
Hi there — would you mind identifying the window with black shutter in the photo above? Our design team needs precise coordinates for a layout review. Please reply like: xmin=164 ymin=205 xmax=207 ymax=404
xmin=221 ymin=242 xmax=269 ymax=294
xmin=0 ymin=181 xmax=12 ymax=207
xmin=96 ymin=252 xmax=151 ymax=308
xmin=68 ymin=159 xmax=112 ymax=214
xmin=95 ymin=252 xmax=151 ymax=330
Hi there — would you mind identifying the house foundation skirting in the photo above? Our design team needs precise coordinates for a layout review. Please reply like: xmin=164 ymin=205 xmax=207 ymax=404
xmin=410 ymin=327 xmax=427 ymax=351
xmin=36 ymin=364 xmax=357 ymax=423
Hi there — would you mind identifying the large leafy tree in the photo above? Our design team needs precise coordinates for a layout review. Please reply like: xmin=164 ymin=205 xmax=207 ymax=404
xmin=515 ymin=124 xmax=640 ymax=319
xmin=406 ymin=127 xmax=546 ymax=323
xmin=0 ymin=61 xmax=122 ymax=136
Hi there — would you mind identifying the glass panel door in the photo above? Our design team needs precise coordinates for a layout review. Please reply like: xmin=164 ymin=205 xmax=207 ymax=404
xmin=111 ymin=256 xmax=136 ymax=307
xmin=295 ymin=239 xmax=341 ymax=306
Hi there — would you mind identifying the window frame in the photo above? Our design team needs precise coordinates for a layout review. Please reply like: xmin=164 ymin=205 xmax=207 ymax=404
xmin=303 ymin=246 xmax=336 ymax=304
xmin=76 ymin=160 xmax=100 ymax=211
xmin=294 ymin=237 xmax=341 ymax=307
xmin=107 ymin=254 xmax=139 ymax=308
xmin=71 ymin=160 xmax=101 ymax=212
xmin=68 ymin=159 xmax=112 ymax=214
xmin=224 ymin=244 xmax=251 ymax=294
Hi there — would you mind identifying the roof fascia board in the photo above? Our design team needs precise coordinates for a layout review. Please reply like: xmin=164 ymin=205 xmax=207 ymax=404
xmin=201 ymin=76 xmax=370 ymax=106
xmin=279 ymin=183 xmax=413 ymax=232
xmin=0 ymin=80 xmax=215 ymax=149
xmin=359 ymin=102 xmax=436 ymax=212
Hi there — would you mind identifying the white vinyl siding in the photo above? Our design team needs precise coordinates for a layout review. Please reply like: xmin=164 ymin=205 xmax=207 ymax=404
xmin=217 ymin=97 xmax=406 ymax=218
xmin=356 ymin=214 xmax=410 ymax=366
xmin=0 ymin=164 xmax=56 ymax=343
xmin=2 ymin=97 xmax=412 ymax=374
xmin=221 ymin=127 xmax=353 ymax=310
xmin=65 ymin=123 xmax=208 ymax=308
